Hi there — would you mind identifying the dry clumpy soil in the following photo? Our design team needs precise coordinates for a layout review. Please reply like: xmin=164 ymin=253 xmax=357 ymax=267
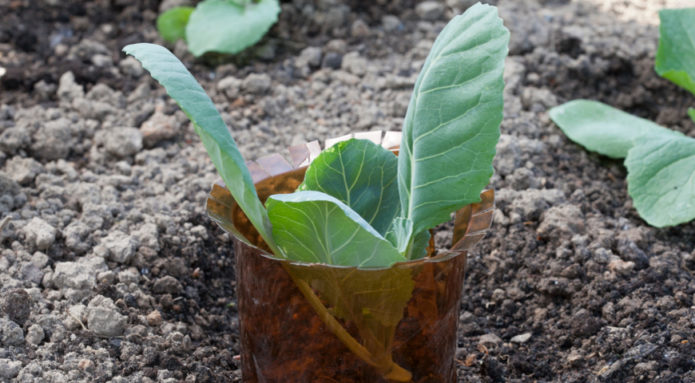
xmin=1 ymin=0 xmax=695 ymax=382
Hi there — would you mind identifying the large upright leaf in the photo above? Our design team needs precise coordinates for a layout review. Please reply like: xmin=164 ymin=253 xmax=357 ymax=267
xmin=299 ymin=139 xmax=399 ymax=235
xmin=156 ymin=6 xmax=194 ymax=44
xmin=266 ymin=191 xmax=405 ymax=268
xmin=397 ymin=3 xmax=509 ymax=245
xmin=186 ymin=0 xmax=280 ymax=57
xmin=549 ymin=100 xmax=683 ymax=158
xmin=655 ymin=8 xmax=695 ymax=96
xmin=122 ymin=43 xmax=276 ymax=251
xmin=626 ymin=135 xmax=695 ymax=227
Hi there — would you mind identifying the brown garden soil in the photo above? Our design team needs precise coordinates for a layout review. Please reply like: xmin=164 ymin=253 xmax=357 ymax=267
xmin=1 ymin=0 xmax=695 ymax=382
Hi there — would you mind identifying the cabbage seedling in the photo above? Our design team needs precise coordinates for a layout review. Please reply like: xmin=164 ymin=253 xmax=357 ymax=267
xmin=157 ymin=0 xmax=280 ymax=57
xmin=128 ymin=4 xmax=508 ymax=379
xmin=126 ymin=2 xmax=508 ymax=268
xmin=550 ymin=8 xmax=695 ymax=227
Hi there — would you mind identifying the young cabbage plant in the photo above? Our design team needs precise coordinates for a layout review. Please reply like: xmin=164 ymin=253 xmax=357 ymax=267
xmin=157 ymin=0 xmax=280 ymax=57
xmin=550 ymin=7 xmax=695 ymax=228
xmin=125 ymin=2 xmax=508 ymax=268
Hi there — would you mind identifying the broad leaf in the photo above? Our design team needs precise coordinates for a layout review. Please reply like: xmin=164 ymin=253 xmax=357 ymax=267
xmin=655 ymin=8 xmax=695 ymax=96
xmin=397 ymin=3 xmax=509 ymax=247
xmin=549 ymin=100 xmax=683 ymax=158
xmin=299 ymin=138 xmax=399 ymax=235
xmin=186 ymin=0 xmax=280 ymax=56
xmin=156 ymin=6 xmax=194 ymax=43
xmin=122 ymin=43 xmax=276 ymax=251
xmin=689 ymin=107 xmax=695 ymax=124
xmin=626 ymin=135 xmax=695 ymax=227
xmin=266 ymin=191 xmax=405 ymax=268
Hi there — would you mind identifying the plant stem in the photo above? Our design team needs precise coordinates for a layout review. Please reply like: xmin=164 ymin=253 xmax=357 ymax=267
xmin=285 ymin=268 xmax=412 ymax=382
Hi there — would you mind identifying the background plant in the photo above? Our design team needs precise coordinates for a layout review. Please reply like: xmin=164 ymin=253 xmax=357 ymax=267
xmin=157 ymin=0 xmax=280 ymax=57
xmin=550 ymin=7 xmax=695 ymax=228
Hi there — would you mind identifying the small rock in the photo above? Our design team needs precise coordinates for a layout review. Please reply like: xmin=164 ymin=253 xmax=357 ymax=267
xmin=146 ymin=310 xmax=163 ymax=326
xmin=0 ymin=126 xmax=30 ymax=155
xmin=57 ymin=71 xmax=84 ymax=103
xmin=102 ymin=127 xmax=143 ymax=158
xmin=32 ymin=118 xmax=72 ymax=160
xmin=538 ymin=277 xmax=571 ymax=298
xmin=87 ymin=307 xmax=126 ymax=337
xmin=20 ymin=263 xmax=43 ymax=284
xmin=446 ymin=0 xmax=476 ymax=10
xmin=478 ymin=333 xmax=502 ymax=346
xmin=521 ymin=87 xmax=558 ymax=110
xmin=87 ymin=296 xmax=127 ymax=337
xmin=217 ymin=76 xmax=242 ymax=99
xmin=53 ymin=256 xmax=107 ymax=291
xmin=133 ymin=222 xmax=160 ymax=251
xmin=321 ymin=52 xmax=343 ymax=69
xmin=119 ymin=56 xmax=144 ymax=77
xmin=242 ymin=73 xmax=271 ymax=95
xmin=140 ymin=108 xmax=178 ymax=148
xmin=537 ymin=204 xmax=585 ymax=238
xmin=381 ymin=15 xmax=402 ymax=32
xmin=507 ymin=167 xmax=539 ymax=190
xmin=78 ymin=359 xmax=95 ymax=372
xmin=4 ymin=156 xmax=44 ymax=185
xmin=159 ymin=0 xmax=191 ymax=12
xmin=341 ymin=52 xmax=367 ymax=76
xmin=1 ymin=289 xmax=31 ymax=326
xmin=25 ymin=324 xmax=44 ymax=346
xmin=570 ymin=309 xmax=602 ymax=338
xmin=350 ymin=19 xmax=370 ymax=38
xmin=153 ymin=275 xmax=182 ymax=295
xmin=296 ymin=46 xmax=323 ymax=69
xmin=100 ymin=230 xmax=138 ymax=264
xmin=608 ymin=256 xmax=635 ymax=275
xmin=22 ymin=217 xmax=57 ymax=250
xmin=254 ymin=42 xmax=277 ymax=61
xmin=0 ymin=358 xmax=22 ymax=379
xmin=0 ymin=318 xmax=24 ymax=346
xmin=63 ymin=221 xmax=92 ymax=254
xmin=567 ymin=351 xmax=583 ymax=367
xmin=510 ymin=332 xmax=532 ymax=344
xmin=416 ymin=1 xmax=445 ymax=21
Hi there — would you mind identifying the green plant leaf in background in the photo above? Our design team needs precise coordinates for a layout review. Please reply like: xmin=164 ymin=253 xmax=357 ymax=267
xmin=298 ymin=139 xmax=399 ymax=236
xmin=266 ymin=191 xmax=406 ymax=268
xmin=655 ymin=8 xmax=695 ymax=96
xmin=156 ymin=6 xmax=194 ymax=43
xmin=397 ymin=3 xmax=509 ymax=255
xmin=626 ymin=135 xmax=695 ymax=227
xmin=122 ymin=43 xmax=277 ymax=252
xmin=689 ymin=107 xmax=695 ymax=123
xmin=549 ymin=99 xmax=683 ymax=158
xmin=186 ymin=0 xmax=281 ymax=57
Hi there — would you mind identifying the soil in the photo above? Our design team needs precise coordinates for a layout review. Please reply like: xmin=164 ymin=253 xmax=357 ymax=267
xmin=1 ymin=0 xmax=695 ymax=382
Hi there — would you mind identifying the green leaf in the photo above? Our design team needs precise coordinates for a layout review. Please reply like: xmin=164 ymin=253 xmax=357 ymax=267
xmin=122 ymin=43 xmax=276 ymax=251
xmin=298 ymin=139 xmax=399 ymax=235
xmin=397 ymin=3 xmax=509 ymax=246
xmin=626 ymin=135 xmax=695 ymax=227
xmin=549 ymin=99 xmax=683 ymax=158
xmin=689 ymin=107 xmax=695 ymax=124
xmin=655 ymin=8 xmax=695 ymax=96
xmin=266 ymin=191 xmax=406 ymax=268
xmin=186 ymin=0 xmax=280 ymax=56
xmin=156 ymin=6 xmax=194 ymax=43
